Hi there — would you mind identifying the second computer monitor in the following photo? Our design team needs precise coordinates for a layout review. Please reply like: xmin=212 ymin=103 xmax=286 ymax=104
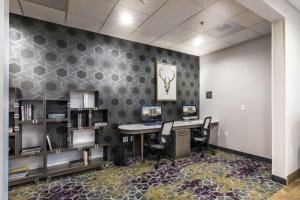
xmin=183 ymin=105 xmax=198 ymax=120
xmin=142 ymin=105 xmax=162 ymax=124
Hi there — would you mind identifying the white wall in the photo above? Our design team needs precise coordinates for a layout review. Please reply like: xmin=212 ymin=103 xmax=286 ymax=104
xmin=260 ymin=0 xmax=300 ymax=179
xmin=200 ymin=36 xmax=272 ymax=159
xmin=271 ymin=19 xmax=286 ymax=179
xmin=0 ymin=0 xmax=9 ymax=199
xmin=284 ymin=9 xmax=300 ymax=179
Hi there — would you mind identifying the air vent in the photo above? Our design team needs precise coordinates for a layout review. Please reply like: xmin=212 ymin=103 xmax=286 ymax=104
xmin=215 ymin=23 xmax=232 ymax=32
xmin=205 ymin=20 xmax=243 ymax=38
xmin=24 ymin=0 xmax=68 ymax=11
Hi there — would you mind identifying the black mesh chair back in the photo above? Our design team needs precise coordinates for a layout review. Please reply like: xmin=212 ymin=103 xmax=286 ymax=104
xmin=202 ymin=116 xmax=212 ymax=137
xmin=146 ymin=121 xmax=175 ymax=169
xmin=159 ymin=121 xmax=174 ymax=146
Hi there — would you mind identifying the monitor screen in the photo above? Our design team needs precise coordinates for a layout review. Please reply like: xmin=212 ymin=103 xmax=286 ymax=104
xmin=183 ymin=105 xmax=197 ymax=120
xmin=142 ymin=105 xmax=162 ymax=123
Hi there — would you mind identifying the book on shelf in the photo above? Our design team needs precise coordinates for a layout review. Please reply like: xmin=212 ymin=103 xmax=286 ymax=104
xmin=78 ymin=113 xmax=82 ymax=129
xmin=83 ymin=150 xmax=89 ymax=166
xmin=46 ymin=135 xmax=53 ymax=151
xmin=9 ymin=167 xmax=29 ymax=180
xmin=48 ymin=113 xmax=65 ymax=119
xmin=21 ymin=104 xmax=32 ymax=121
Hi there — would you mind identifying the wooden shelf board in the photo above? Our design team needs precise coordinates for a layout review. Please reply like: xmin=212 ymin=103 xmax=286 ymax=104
xmin=70 ymin=108 xmax=108 ymax=111
xmin=17 ymin=99 xmax=44 ymax=101
xmin=46 ymin=99 xmax=68 ymax=101
xmin=9 ymin=167 xmax=44 ymax=186
xmin=72 ymin=142 xmax=96 ymax=149
xmin=9 ymin=152 xmax=44 ymax=160
xmin=18 ymin=119 xmax=45 ymax=124
xmin=47 ymin=143 xmax=109 ymax=154
xmin=46 ymin=158 xmax=104 ymax=177
xmin=70 ymin=127 xmax=95 ymax=131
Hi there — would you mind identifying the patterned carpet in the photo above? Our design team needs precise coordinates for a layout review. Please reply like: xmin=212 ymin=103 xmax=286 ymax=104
xmin=9 ymin=150 xmax=283 ymax=200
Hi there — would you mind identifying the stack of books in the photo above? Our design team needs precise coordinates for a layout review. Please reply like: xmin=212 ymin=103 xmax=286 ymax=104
xmin=48 ymin=113 xmax=65 ymax=119
xmin=21 ymin=146 xmax=42 ymax=155
xmin=9 ymin=167 xmax=29 ymax=180
xmin=21 ymin=104 xmax=32 ymax=121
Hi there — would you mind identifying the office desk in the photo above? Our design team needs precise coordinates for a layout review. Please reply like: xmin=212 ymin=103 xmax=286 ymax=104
xmin=118 ymin=120 xmax=218 ymax=161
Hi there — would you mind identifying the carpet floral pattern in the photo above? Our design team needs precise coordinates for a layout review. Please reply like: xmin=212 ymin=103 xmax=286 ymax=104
xmin=9 ymin=151 xmax=283 ymax=200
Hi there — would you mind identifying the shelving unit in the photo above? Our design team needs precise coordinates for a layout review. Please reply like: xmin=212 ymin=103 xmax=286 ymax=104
xmin=9 ymin=88 xmax=22 ymax=157
xmin=9 ymin=89 xmax=109 ymax=187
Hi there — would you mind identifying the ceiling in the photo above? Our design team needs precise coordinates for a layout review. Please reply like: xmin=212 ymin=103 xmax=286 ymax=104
xmin=287 ymin=0 xmax=300 ymax=12
xmin=10 ymin=0 xmax=271 ymax=56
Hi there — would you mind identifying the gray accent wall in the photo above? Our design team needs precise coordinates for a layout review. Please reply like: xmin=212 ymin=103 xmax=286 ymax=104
xmin=9 ymin=14 xmax=199 ymax=145
xmin=200 ymin=35 xmax=271 ymax=159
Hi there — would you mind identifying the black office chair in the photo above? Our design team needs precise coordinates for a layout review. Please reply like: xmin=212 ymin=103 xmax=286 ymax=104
xmin=147 ymin=121 xmax=176 ymax=169
xmin=191 ymin=116 xmax=215 ymax=157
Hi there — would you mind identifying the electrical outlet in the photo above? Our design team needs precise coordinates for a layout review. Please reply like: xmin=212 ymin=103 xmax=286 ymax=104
xmin=122 ymin=136 xmax=128 ymax=143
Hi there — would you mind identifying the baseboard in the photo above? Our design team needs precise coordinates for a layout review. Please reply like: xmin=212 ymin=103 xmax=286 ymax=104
xmin=287 ymin=168 xmax=300 ymax=185
xmin=209 ymin=144 xmax=272 ymax=164
xmin=272 ymin=174 xmax=287 ymax=185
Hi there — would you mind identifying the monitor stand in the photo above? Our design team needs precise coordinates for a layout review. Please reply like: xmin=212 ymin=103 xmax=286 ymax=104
xmin=183 ymin=117 xmax=198 ymax=121
xmin=143 ymin=121 xmax=162 ymax=126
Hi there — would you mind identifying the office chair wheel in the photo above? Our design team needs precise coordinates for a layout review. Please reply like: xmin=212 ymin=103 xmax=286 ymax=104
xmin=171 ymin=162 xmax=175 ymax=167
xmin=154 ymin=164 xmax=159 ymax=169
xmin=200 ymin=154 xmax=204 ymax=158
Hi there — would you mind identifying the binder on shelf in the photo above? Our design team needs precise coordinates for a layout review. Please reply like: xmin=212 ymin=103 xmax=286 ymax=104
xmin=46 ymin=135 xmax=53 ymax=151
xmin=78 ymin=113 xmax=82 ymax=129
xmin=28 ymin=105 xmax=32 ymax=120
xmin=83 ymin=94 xmax=89 ymax=108
xmin=83 ymin=150 xmax=89 ymax=166
xmin=21 ymin=105 xmax=24 ymax=121
xmin=21 ymin=104 xmax=33 ymax=121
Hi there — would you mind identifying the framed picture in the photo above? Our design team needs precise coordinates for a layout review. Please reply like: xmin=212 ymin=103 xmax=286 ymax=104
xmin=156 ymin=62 xmax=177 ymax=101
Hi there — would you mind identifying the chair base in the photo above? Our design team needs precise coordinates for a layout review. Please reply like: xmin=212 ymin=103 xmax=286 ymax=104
xmin=153 ymin=150 xmax=176 ymax=169
xmin=198 ymin=144 xmax=216 ymax=157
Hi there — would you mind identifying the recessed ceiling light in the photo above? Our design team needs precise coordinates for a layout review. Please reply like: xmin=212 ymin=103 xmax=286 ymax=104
xmin=193 ymin=37 xmax=203 ymax=46
xmin=120 ymin=12 xmax=133 ymax=25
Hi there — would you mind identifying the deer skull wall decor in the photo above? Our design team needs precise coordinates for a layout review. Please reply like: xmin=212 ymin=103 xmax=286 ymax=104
xmin=156 ymin=63 xmax=177 ymax=101
xmin=159 ymin=69 xmax=175 ymax=94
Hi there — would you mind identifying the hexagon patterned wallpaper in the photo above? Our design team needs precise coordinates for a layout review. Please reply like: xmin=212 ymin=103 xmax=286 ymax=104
xmin=9 ymin=14 xmax=199 ymax=144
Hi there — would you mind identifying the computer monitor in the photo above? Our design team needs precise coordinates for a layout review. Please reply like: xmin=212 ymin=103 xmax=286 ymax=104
xmin=183 ymin=105 xmax=198 ymax=120
xmin=142 ymin=105 xmax=162 ymax=124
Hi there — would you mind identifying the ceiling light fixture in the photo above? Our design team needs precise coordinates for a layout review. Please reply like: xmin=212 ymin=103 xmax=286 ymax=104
xmin=120 ymin=12 xmax=133 ymax=25
xmin=193 ymin=37 xmax=203 ymax=46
